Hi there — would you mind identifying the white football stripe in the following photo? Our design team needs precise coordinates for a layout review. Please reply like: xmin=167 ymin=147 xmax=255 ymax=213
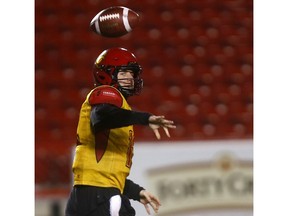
xmin=123 ymin=7 xmax=132 ymax=32
xmin=90 ymin=13 xmax=101 ymax=35
xmin=95 ymin=20 xmax=101 ymax=35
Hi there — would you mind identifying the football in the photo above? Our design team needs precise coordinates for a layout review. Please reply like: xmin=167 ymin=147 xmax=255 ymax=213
xmin=90 ymin=6 xmax=140 ymax=38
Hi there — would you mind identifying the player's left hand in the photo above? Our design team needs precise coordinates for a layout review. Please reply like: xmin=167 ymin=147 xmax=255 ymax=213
xmin=139 ymin=190 xmax=161 ymax=215
xmin=148 ymin=115 xmax=176 ymax=139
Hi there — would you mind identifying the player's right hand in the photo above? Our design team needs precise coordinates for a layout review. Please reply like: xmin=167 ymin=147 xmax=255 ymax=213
xmin=148 ymin=115 xmax=176 ymax=139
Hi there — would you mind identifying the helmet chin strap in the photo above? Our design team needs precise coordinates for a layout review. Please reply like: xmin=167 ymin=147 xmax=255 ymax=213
xmin=116 ymin=81 xmax=135 ymax=98
xmin=119 ymin=88 xmax=133 ymax=98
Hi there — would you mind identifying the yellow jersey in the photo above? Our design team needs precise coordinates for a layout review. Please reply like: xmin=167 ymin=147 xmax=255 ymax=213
xmin=72 ymin=85 xmax=134 ymax=193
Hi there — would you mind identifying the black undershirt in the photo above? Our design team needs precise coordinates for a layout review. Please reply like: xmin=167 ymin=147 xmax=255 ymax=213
xmin=124 ymin=179 xmax=144 ymax=201
xmin=90 ymin=103 xmax=152 ymax=133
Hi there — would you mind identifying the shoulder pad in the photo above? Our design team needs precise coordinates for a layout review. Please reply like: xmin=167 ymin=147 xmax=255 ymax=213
xmin=89 ymin=86 xmax=123 ymax=107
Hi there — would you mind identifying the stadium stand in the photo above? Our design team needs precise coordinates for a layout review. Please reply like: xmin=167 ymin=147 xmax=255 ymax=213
xmin=35 ymin=0 xmax=253 ymax=185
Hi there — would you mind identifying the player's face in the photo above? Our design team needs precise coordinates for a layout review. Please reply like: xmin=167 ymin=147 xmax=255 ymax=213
xmin=117 ymin=70 xmax=135 ymax=89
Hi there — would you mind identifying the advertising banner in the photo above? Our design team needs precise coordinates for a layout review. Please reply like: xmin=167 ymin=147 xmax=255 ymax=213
xmin=129 ymin=139 xmax=253 ymax=216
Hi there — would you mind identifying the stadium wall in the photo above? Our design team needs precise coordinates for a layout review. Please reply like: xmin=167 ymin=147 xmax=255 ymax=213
xmin=35 ymin=139 xmax=253 ymax=216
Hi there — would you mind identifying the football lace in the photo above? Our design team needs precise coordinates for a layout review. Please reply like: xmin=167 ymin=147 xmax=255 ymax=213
xmin=100 ymin=13 xmax=120 ymax=22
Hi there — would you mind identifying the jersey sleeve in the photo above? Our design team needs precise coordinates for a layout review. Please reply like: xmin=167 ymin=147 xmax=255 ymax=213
xmin=88 ymin=86 xmax=123 ymax=108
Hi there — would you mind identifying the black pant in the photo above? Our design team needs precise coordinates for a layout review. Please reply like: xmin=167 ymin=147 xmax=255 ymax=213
xmin=65 ymin=185 xmax=136 ymax=216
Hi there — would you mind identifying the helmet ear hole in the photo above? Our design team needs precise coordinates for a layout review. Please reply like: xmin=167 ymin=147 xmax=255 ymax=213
xmin=95 ymin=71 xmax=112 ymax=85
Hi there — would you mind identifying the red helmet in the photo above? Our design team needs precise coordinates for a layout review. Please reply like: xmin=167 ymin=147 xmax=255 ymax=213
xmin=93 ymin=47 xmax=143 ymax=96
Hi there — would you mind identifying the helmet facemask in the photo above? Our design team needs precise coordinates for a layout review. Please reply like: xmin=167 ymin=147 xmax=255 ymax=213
xmin=112 ymin=63 xmax=143 ymax=97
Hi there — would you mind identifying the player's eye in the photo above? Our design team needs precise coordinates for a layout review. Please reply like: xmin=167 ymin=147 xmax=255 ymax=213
xmin=119 ymin=71 xmax=134 ymax=77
